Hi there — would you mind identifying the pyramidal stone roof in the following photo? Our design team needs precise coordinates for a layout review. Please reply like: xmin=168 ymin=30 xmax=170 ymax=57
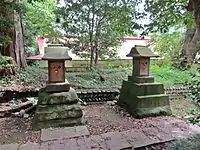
xmin=126 ymin=45 xmax=158 ymax=57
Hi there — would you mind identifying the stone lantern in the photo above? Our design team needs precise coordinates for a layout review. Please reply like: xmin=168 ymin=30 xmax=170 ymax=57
xmin=118 ymin=45 xmax=171 ymax=118
xmin=33 ymin=46 xmax=83 ymax=129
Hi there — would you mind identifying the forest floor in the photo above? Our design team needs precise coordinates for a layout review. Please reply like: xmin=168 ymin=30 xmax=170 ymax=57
xmin=0 ymin=98 xmax=196 ymax=147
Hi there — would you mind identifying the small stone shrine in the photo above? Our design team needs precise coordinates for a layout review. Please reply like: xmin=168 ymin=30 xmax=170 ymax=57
xmin=33 ymin=46 xmax=83 ymax=129
xmin=118 ymin=45 xmax=171 ymax=118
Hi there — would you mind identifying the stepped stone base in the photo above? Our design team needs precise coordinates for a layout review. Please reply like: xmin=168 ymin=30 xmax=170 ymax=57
xmin=33 ymin=87 xmax=83 ymax=130
xmin=118 ymin=76 xmax=171 ymax=118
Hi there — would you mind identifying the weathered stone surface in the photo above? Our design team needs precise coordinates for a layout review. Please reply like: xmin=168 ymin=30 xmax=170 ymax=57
xmin=136 ymin=94 xmax=169 ymax=108
xmin=118 ymin=79 xmax=171 ymax=118
xmin=128 ymin=75 xmax=154 ymax=83
xmin=35 ymin=104 xmax=83 ymax=121
xmin=38 ymin=88 xmax=78 ymax=105
xmin=101 ymin=131 xmax=132 ymax=150
xmin=41 ymin=138 xmax=79 ymax=150
xmin=35 ymin=118 xmax=83 ymax=130
xmin=120 ymin=81 xmax=165 ymax=96
xmin=42 ymin=82 xmax=70 ymax=93
xmin=142 ymin=127 xmax=174 ymax=142
xmin=41 ymin=126 xmax=89 ymax=142
xmin=0 ymin=143 xmax=19 ymax=150
xmin=19 ymin=142 xmax=40 ymax=150
xmin=121 ymin=129 xmax=159 ymax=148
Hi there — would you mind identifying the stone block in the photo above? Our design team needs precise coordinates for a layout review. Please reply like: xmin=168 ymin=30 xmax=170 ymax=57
xmin=135 ymin=94 xmax=170 ymax=108
xmin=118 ymin=79 xmax=172 ymax=118
xmin=34 ymin=117 xmax=83 ymax=130
xmin=121 ymin=129 xmax=158 ymax=148
xmin=120 ymin=81 xmax=165 ymax=97
xmin=19 ymin=142 xmax=40 ymax=150
xmin=128 ymin=75 xmax=154 ymax=83
xmin=38 ymin=88 xmax=78 ymax=105
xmin=41 ymin=126 xmax=89 ymax=142
xmin=41 ymin=138 xmax=79 ymax=150
xmin=42 ymin=82 xmax=70 ymax=93
xmin=35 ymin=104 xmax=83 ymax=121
xmin=101 ymin=132 xmax=132 ymax=150
xmin=0 ymin=144 xmax=19 ymax=150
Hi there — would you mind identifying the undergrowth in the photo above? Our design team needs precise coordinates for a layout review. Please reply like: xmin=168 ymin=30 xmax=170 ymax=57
xmin=1 ymin=64 xmax=199 ymax=89
xmin=170 ymin=134 xmax=200 ymax=150
xmin=0 ymin=65 xmax=47 ymax=88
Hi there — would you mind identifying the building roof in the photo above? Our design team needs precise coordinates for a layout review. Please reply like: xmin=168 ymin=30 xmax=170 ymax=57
xmin=126 ymin=45 xmax=158 ymax=57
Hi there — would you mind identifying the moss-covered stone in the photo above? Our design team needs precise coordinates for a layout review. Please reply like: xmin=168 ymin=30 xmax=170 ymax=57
xmin=41 ymin=82 xmax=70 ymax=93
xmin=128 ymin=75 xmax=154 ymax=83
xmin=33 ymin=118 xmax=83 ymax=130
xmin=120 ymin=81 xmax=165 ymax=96
xmin=118 ymin=78 xmax=171 ymax=118
xmin=38 ymin=87 xmax=78 ymax=105
xmin=33 ymin=86 xmax=83 ymax=130
xmin=35 ymin=104 xmax=83 ymax=121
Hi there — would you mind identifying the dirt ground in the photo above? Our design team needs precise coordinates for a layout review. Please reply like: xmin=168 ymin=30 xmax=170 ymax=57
xmin=0 ymin=98 xmax=196 ymax=147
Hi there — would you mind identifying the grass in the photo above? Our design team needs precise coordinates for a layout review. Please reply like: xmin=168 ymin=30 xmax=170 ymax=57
xmin=170 ymin=134 xmax=200 ymax=150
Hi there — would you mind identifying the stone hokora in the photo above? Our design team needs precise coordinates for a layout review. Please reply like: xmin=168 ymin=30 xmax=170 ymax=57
xmin=33 ymin=46 xmax=83 ymax=130
xmin=118 ymin=45 xmax=172 ymax=118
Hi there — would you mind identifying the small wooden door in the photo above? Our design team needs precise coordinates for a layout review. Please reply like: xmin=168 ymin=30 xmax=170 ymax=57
xmin=49 ymin=61 xmax=65 ymax=83
xmin=140 ymin=57 xmax=149 ymax=76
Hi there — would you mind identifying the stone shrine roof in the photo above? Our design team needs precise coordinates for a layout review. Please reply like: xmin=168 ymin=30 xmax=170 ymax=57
xmin=126 ymin=45 xmax=158 ymax=58
xmin=42 ymin=47 xmax=72 ymax=60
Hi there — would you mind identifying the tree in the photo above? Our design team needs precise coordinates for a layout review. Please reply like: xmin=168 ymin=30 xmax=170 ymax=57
xmin=23 ymin=0 xmax=61 ymax=51
xmin=60 ymin=0 xmax=136 ymax=68
xmin=142 ymin=0 xmax=200 ymax=66
xmin=0 ymin=0 xmax=27 ymax=69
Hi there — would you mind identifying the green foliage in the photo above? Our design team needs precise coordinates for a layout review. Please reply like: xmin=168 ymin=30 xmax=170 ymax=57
xmin=150 ymin=64 xmax=198 ymax=86
xmin=60 ymin=0 xmax=136 ymax=60
xmin=23 ymin=0 xmax=61 ymax=49
xmin=170 ymin=134 xmax=200 ymax=150
xmin=66 ymin=68 xmax=129 ymax=89
xmin=151 ymin=32 xmax=184 ymax=66
xmin=0 ymin=54 xmax=14 ymax=70
xmin=0 ymin=0 xmax=23 ymax=44
xmin=143 ymin=0 xmax=194 ymax=33
xmin=0 ymin=65 xmax=46 ymax=88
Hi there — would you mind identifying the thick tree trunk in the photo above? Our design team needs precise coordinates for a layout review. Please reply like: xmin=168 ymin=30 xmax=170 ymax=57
xmin=186 ymin=27 xmax=200 ymax=64
xmin=185 ymin=0 xmax=200 ymax=65
xmin=14 ymin=12 xmax=27 ymax=69
xmin=3 ymin=12 xmax=27 ymax=70
xmin=182 ymin=28 xmax=195 ymax=57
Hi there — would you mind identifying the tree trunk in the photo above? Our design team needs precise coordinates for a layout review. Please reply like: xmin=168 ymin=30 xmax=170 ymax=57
xmin=94 ymin=41 xmax=99 ymax=66
xmin=186 ymin=28 xmax=200 ymax=64
xmin=14 ymin=12 xmax=27 ymax=69
xmin=90 ymin=44 xmax=95 ymax=69
xmin=3 ymin=12 xmax=27 ymax=70
xmin=185 ymin=0 xmax=200 ymax=66
xmin=182 ymin=28 xmax=195 ymax=57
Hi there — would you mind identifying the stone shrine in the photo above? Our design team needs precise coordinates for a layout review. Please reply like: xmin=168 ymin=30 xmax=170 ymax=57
xmin=118 ymin=45 xmax=171 ymax=118
xmin=33 ymin=46 xmax=83 ymax=129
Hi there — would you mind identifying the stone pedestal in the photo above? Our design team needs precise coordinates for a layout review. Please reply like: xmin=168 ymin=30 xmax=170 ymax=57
xmin=118 ymin=76 xmax=171 ymax=118
xmin=33 ymin=86 xmax=83 ymax=130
